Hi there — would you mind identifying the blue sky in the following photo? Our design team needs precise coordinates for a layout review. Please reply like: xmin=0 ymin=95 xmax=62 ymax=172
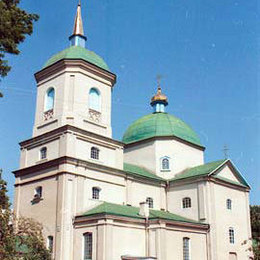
xmin=0 ymin=0 xmax=259 ymax=204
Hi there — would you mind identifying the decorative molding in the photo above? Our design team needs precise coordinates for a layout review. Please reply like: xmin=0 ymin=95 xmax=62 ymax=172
xmin=88 ymin=109 xmax=101 ymax=123
xmin=43 ymin=109 xmax=54 ymax=121
xmin=37 ymin=119 xmax=58 ymax=130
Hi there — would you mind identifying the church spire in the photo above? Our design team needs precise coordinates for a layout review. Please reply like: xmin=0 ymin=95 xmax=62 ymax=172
xmin=69 ymin=0 xmax=87 ymax=47
xmin=150 ymin=76 xmax=168 ymax=113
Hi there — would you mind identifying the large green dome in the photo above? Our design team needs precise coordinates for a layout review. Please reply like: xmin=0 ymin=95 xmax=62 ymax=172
xmin=122 ymin=112 xmax=202 ymax=147
xmin=43 ymin=46 xmax=109 ymax=71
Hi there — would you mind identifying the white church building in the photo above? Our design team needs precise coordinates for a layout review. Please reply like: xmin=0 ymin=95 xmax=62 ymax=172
xmin=13 ymin=3 xmax=253 ymax=260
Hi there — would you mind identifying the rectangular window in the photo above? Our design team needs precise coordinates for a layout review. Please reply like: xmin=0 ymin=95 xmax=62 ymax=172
xmin=92 ymin=187 xmax=100 ymax=200
xmin=84 ymin=233 xmax=92 ymax=260
xmin=47 ymin=236 xmax=53 ymax=253
xmin=183 ymin=237 xmax=190 ymax=260
xmin=229 ymin=228 xmax=235 ymax=244
xmin=90 ymin=147 xmax=99 ymax=160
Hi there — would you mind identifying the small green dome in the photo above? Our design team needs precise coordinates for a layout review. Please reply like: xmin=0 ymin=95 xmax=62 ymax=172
xmin=122 ymin=112 xmax=202 ymax=146
xmin=43 ymin=46 xmax=109 ymax=71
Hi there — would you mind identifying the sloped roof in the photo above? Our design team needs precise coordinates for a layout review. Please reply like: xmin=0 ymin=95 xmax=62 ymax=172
xmin=81 ymin=202 xmax=202 ymax=224
xmin=171 ymin=160 xmax=226 ymax=181
xmin=124 ymin=163 xmax=164 ymax=181
xmin=170 ymin=159 xmax=250 ymax=188
xmin=124 ymin=160 xmax=249 ymax=188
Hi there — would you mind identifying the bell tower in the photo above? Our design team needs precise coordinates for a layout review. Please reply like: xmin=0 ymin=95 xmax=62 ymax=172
xmin=33 ymin=1 xmax=116 ymax=138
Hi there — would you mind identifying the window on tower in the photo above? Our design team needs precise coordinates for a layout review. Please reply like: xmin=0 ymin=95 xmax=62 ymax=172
xmin=89 ymin=88 xmax=101 ymax=112
xmin=45 ymin=87 xmax=55 ymax=112
xmin=90 ymin=147 xmax=99 ymax=160
xmin=31 ymin=186 xmax=43 ymax=204
xmin=40 ymin=147 xmax=47 ymax=160
xmin=34 ymin=186 xmax=42 ymax=199
xmin=182 ymin=197 xmax=191 ymax=208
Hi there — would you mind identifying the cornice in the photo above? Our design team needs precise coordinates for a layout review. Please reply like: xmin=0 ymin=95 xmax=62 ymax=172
xmin=124 ymin=135 xmax=205 ymax=151
xmin=13 ymin=156 xmax=165 ymax=186
xmin=19 ymin=125 xmax=124 ymax=148
xmin=34 ymin=59 xmax=116 ymax=86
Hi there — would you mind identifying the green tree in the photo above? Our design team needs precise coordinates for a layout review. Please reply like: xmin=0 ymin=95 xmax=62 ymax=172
xmin=0 ymin=170 xmax=51 ymax=259
xmin=251 ymin=205 xmax=260 ymax=260
xmin=0 ymin=0 xmax=39 ymax=78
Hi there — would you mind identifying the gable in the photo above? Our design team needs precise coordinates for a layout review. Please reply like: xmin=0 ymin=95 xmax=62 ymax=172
xmin=211 ymin=160 xmax=250 ymax=188
xmin=214 ymin=165 xmax=241 ymax=184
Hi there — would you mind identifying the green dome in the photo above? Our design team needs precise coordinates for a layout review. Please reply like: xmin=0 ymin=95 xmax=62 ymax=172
xmin=43 ymin=46 xmax=109 ymax=71
xmin=122 ymin=112 xmax=202 ymax=146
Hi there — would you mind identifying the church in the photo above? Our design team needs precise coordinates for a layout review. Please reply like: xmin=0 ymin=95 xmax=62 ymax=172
xmin=13 ymin=2 xmax=253 ymax=260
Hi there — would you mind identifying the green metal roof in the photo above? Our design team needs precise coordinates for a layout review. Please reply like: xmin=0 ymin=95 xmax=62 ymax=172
xmin=43 ymin=46 xmax=109 ymax=71
xmin=170 ymin=159 xmax=250 ymax=188
xmin=171 ymin=159 xmax=226 ymax=181
xmin=122 ymin=112 xmax=202 ymax=147
xmin=82 ymin=202 xmax=201 ymax=224
xmin=124 ymin=163 xmax=164 ymax=181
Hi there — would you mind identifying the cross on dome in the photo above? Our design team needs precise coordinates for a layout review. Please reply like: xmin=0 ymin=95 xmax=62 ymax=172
xmin=150 ymin=77 xmax=168 ymax=113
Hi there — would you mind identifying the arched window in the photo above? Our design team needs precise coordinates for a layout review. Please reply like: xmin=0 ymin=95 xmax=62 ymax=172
xmin=40 ymin=147 xmax=47 ymax=160
xmin=229 ymin=227 xmax=235 ymax=244
xmin=161 ymin=156 xmax=170 ymax=171
xmin=83 ymin=232 xmax=93 ymax=260
xmin=45 ymin=88 xmax=55 ymax=112
xmin=34 ymin=186 xmax=42 ymax=198
xmin=89 ymin=88 xmax=100 ymax=112
xmin=90 ymin=147 xmax=99 ymax=160
xmin=182 ymin=197 xmax=191 ymax=208
xmin=47 ymin=236 xmax=53 ymax=253
xmin=183 ymin=237 xmax=190 ymax=260
xmin=227 ymin=199 xmax=232 ymax=210
xmin=146 ymin=197 xmax=154 ymax=208
xmin=92 ymin=187 xmax=100 ymax=200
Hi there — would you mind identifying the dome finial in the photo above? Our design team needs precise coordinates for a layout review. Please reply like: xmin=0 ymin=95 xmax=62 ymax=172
xmin=150 ymin=75 xmax=168 ymax=113
xmin=69 ymin=0 xmax=87 ymax=47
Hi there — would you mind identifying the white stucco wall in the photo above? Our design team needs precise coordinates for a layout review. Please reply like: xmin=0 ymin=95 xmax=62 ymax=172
xmin=216 ymin=165 xmax=241 ymax=183
xmin=211 ymin=183 xmax=252 ymax=260
xmin=130 ymin=181 xmax=163 ymax=210
xmin=14 ymin=176 xmax=58 ymax=240
xmin=112 ymin=225 xmax=146 ymax=259
xmin=76 ymin=138 xmax=123 ymax=169
xmin=25 ymin=139 xmax=60 ymax=167
xmin=83 ymin=177 xmax=126 ymax=210
xmin=33 ymin=66 xmax=113 ymax=138
xmin=165 ymin=229 xmax=208 ymax=260
xmin=124 ymin=141 xmax=156 ymax=172
xmin=124 ymin=138 xmax=204 ymax=179
xmin=167 ymin=182 xmax=200 ymax=221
